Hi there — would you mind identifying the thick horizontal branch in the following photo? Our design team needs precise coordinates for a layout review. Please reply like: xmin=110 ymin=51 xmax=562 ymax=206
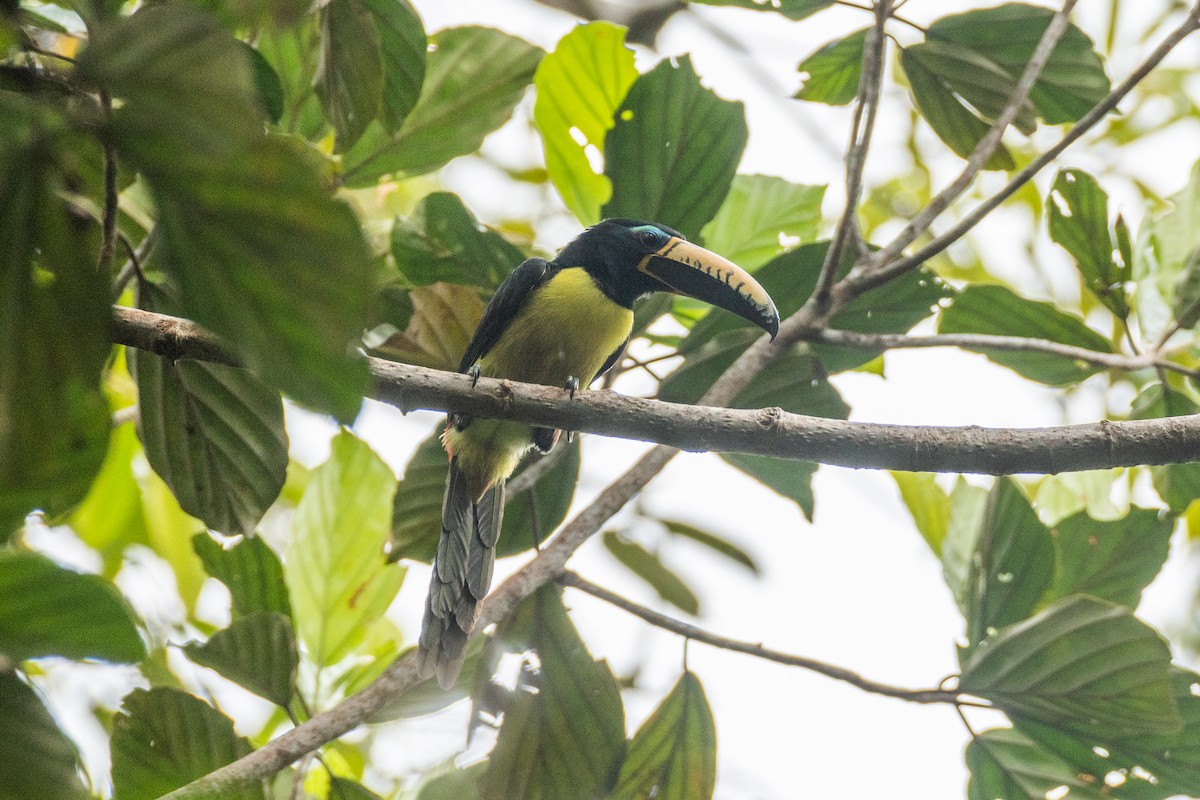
xmin=112 ymin=306 xmax=1200 ymax=474
xmin=560 ymin=572 xmax=964 ymax=705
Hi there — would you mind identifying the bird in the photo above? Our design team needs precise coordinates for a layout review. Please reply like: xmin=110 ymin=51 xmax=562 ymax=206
xmin=416 ymin=218 xmax=780 ymax=687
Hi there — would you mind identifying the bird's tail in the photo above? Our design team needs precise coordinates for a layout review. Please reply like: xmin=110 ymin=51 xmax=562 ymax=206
xmin=417 ymin=456 xmax=504 ymax=688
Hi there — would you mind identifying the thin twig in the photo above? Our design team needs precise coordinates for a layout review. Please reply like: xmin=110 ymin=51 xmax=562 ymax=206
xmin=111 ymin=228 xmax=156 ymax=301
xmin=855 ymin=0 xmax=1080 ymax=279
xmin=845 ymin=7 xmax=1200 ymax=296
xmin=811 ymin=0 xmax=890 ymax=310
xmin=98 ymin=91 xmax=119 ymax=275
xmin=834 ymin=0 xmax=926 ymax=33
xmin=560 ymin=571 xmax=975 ymax=706
xmin=809 ymin=328 xmax=1198 ymax=378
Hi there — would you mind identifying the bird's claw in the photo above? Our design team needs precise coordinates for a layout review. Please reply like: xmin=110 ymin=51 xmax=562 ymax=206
xmin=565 ymin=376 xmax=579 ymax=399
xmin=468 ymin=364 xmax=481 ymax=387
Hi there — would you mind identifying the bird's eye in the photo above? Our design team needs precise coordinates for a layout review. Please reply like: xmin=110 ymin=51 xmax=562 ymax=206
xmin=635 ymin=226 xmax=665 ymax=247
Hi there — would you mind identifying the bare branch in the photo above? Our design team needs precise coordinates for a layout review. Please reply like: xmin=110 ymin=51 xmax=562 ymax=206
xmin=809 ymin=328 xmax=1198 ymax=378
xmin=845 ymin=7 xmax=1200 ymax=296
xmin=857 ymin=0 xmax=1080 ymax=274
xmin=559 ymin=571 xmax=967 ymax=705
xmin=97 ymin=91 xmax=119 ymax=275
xmin=811 ymin=0 xmax=891 ymax=310
xmin=112 ymin=306 xmax=1200 ymax=474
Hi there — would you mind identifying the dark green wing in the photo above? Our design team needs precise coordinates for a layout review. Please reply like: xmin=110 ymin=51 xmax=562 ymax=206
xmin=458 ymin=257 xmax=553 ymax=373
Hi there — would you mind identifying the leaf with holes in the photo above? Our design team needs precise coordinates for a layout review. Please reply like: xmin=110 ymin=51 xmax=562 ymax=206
xmin=483 ymin=586 xmax=625 ymax=800
xmin=0 ymin=550 xmax=144 ymax=663
xmin=1048 ymin=169 xmax=1128 ymax=318
xmin=612 ymin=672 xmax=717 ymax=800
xmin=603 ymin=56 xmax=746 ymax=241
xmin=700 ymin=175 xmax=824 ymax=270
xmin=131 ymin=282 xmax=288 ymax=537
xmin=794 ymin=28 xmax=868 ymax=106
xmin=534 ymin=21 xmax=638 ymax=224
xmin=342 ymin=26 xmax=542 ymax=185
xmin=963 ymin=479 xmax=1054 ymax=650
xmin=286 ymin=431 xmax=402 ymax=666
xmin=184 ymin=612 xmax=297 ymax=707
xmin=960 ymin=596 xmax=1180 ymax=738
xmin=110 ymin=688 xmax=261 ymax=800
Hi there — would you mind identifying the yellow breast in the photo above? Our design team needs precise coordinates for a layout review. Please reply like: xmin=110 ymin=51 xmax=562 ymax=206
xmin=445 ymin=267 xmax=633 ymax=494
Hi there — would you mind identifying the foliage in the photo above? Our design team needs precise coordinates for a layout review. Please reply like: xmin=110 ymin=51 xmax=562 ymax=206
xmin=1 ymin=0 xmax=1199 ymax=798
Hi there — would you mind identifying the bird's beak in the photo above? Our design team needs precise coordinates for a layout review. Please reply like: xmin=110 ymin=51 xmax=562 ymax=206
xmin=637 ymin=238 xmax=780 ymax=339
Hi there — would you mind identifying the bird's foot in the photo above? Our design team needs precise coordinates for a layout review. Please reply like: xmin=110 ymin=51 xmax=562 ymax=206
xmin=468 ymin=364 xmax=481 ymax=387
xmin=564 ymin=376 xmax=580 ymax=443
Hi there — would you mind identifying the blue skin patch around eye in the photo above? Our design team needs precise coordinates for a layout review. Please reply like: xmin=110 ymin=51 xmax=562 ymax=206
xmin=630 ymin=224 xmax=669 ymax=246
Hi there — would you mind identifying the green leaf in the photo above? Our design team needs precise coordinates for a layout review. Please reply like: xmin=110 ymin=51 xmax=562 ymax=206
xmin=1032 ymin=469 xmax=1126 ymax=526
xmin=81 ymin=3 xmax=373 ymax=420
xmin=316 ymin=0 xmax=384 ymax=152
xmin=960 ymin=596 xmax=1180 ymax=738
xmin=131 ymin=282 xmax=288 ymax=537
xmin=0 ymin=550 xmax=144 ymax=663
xmin=1129 ymin=385 xmax=1200 ymax=514
xmin=341 ymin=26 xmax=543 ymax=186
xmin=927 ymin=3 xmax=1110 ymax=125
xmin=240 ymin=41 xmax=285 ymax=124
xmin=603 ymin=532 xmax=700 ymax=615
xmin=184 ymin=611 xmax=297 ymax=707
xmin=500 ymin=439 xmax=581 ymax=556
xmin=358 ymin=0 xmax=425 ymax=131
xmin=390 ymin=192 xmax=524 ymax=288
xmin=964 ymin=479 xmax=1054 ymax=649
xmin=533 ymin=21 xmax=638 ymax=224
xmin=699 ymin=175 xmax=825 ymax=270
xmin=1044 ymin=508 xmax=1173 ymax=610
xmin=1048 ymin=169 xmax=1128 ymax=317
xmin=365 ymin=637 xmax=491 ymax=722
xmin=966 ymin=727 xmax=1107 ymax=800
xmin=904 ymin=40 xmax=1038 ymax=135
xmin=938 ymin=284 xmax=1115 ymax=385
xmin=603 ymin=56 xmax=747 ymax=241
xmin=1173 ymin=246 xmax=1200 ymax=329
xmin=193 ymin=532 xmax=292 ymax=620
xmin=1015 ymin=668 xmax=1200 ymax=798
xmin=940 ymin=479 xmax=988 ymax=613
xmin=891 ymin=472 xmax=950 ymax=556
xmin=329 ymin=777 xmax=383 ymax=800
xmin=721 ymin=453 xmax=821 ymax=521
xmin=285 ymin=431 xmax=402 ymax=666
xmin=0 ymin=670 xmax=87 ymax=800
xmin=110 ymin=687 xmax=261 ymax=800
xmin=794 ymin=28 xmax=868 ymax=106
xmin=416 ymin=762 xmax=486 ymax=800
xmin=484 ymin=586 xmax=625 ymax=800
xmin=370 ymin=283 xmax=484 ymax=370
xmin=691 ymin=0 xmax=835 ymax=21
xmin=1134 ymin=161 xmax=1200 ymax=338
xmin=899 ymin=45 xmax=1014 ymax=171
xmin=0 ymin=94 xmax=110 ymax=536
xmin=612 ymin=672 xmax=717 ymax=800
xmin=660 ymin=519 xmax=758 ymax=574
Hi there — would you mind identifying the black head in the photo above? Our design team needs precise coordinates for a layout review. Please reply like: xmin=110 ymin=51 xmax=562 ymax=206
xmin=553 ymin=219 xmax=780 ymax=338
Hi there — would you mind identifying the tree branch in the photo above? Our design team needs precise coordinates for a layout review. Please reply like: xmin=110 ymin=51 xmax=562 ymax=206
xmin=809 ymin=328 xmax=1198 ymax=378
xmin=856 ymin=0 xmax=1080 ymax=276
xmin=844 ymin=6 xmax=1200 ymax=296
xmin=112 ymin=306 xmax=1200 ymax=474
xmin=559 ymin=571 xmax=967 ymax=705
xmin=811 ymin=0 xmax=890 ymax=309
